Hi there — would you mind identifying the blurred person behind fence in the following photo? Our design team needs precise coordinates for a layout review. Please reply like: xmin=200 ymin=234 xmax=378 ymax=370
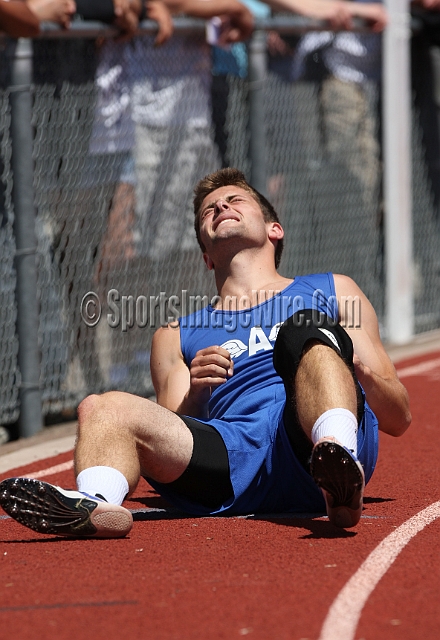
xmin=29 ymin=1 xmax=172 ymax=407
xmin=89 ymin=0 xmax=253 ymax=392
xmin=128 ymin=0 xmax=253 ymax=270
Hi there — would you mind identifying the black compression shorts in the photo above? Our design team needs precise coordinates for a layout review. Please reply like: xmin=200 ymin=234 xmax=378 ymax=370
xmin=164 ymin=416 xmax=234 ymax=508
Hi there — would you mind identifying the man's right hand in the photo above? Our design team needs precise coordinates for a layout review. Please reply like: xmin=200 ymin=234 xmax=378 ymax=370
xmin=151 ymin=326 xmax=234 ymax=419
xmin=187 ymin=345 xmax=234 ymax=408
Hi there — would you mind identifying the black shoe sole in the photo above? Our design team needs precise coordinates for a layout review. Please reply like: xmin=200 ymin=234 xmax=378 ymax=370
xmin=0 ymin=477 xmax=99 ymax=536
xmin=310 ymin=440 xmax=364 ymax=527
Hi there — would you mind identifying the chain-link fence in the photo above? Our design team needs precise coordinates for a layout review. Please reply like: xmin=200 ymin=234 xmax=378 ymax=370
xmin=0 ymin=67 xmax=20 ymax=427
xmin=1 ymin=14 xmax=440 ymax=435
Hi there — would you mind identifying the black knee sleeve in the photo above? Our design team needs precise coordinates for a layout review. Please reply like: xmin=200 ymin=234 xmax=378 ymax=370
xmin=273 ymin=308 xmax=355 ymax=382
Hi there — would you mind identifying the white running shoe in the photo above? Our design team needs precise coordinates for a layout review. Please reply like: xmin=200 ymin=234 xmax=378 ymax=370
xmin=0 ymin=477 xmax=133 ymax=538
xmin=310 ymin=436 xmax=365 ymax=528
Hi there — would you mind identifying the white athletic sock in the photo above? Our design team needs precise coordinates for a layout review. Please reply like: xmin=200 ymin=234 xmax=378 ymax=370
xmin=76 ymin=466 xmax=129 ymax=506
xmin=311 ymin=408 xmax=358 ymax=458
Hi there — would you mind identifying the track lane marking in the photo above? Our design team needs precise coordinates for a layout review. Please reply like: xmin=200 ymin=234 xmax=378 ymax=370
xmin=24 ymin=460 xmax=74 ymax=479
xmin=396 ymin=356 xmax=440 ymax=378
xmin=0 ymin=435 xmax=75 ymax=474
xmin=318 ymin=501 xmax=440 ymax=640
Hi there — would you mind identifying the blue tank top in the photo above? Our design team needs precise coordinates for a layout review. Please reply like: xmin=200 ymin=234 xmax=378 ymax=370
xmin=180 ymin=273 xmax=337 ymax=424
xmin=159 ymin=272 xmax=378 ymax=516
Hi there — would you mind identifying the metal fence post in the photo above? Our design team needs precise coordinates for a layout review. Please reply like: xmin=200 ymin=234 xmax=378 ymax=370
xmin=247 ymin=29 xmax=268 ymax=196
xmin=10 ymin=38 xmax=43 ymax=437
xmin=383 ymin=0 xmax=414 ymax=344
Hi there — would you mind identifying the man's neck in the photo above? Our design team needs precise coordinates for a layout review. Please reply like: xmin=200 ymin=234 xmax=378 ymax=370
xmin=212 ymin=253 xmax=292 ymax=310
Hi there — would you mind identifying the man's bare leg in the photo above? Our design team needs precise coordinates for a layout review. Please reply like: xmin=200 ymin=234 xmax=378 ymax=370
xmin=75 ymin=391 xmax=194 ymax=495
xmin=0 ymin=392 xmax=193 ymax=538
xmin=294 ymin=341 xmax=365 ymax=528
xmin=294 ymin=340 xmax=357 ymax=437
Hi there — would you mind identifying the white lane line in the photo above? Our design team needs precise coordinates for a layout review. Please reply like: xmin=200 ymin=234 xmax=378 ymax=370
xmin=318 ymin=501 xmax=440 ymax=640
xmin=0 ymin=435 xmax=75 ymax=474
xmin=25 ymin=460 xmax=74 ymax=479
xmin=396 ymin=356 xmax=440 ymax=379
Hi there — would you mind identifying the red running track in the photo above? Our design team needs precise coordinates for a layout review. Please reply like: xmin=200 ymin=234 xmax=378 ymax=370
xmin=1 ymin=350 xmax=440 ymax=640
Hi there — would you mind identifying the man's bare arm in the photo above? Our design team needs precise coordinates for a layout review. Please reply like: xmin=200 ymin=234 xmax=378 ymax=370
xmin=151 ymin=325 xmax=233 ymax=418
xmin=151 ymin=325 xmax=192 ymax=412
xmin=334 ymin=274 xmax=412 ymax=437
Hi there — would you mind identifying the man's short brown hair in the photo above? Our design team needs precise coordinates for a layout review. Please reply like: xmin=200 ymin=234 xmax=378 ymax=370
xmin=193 ymin=168 xmax=284 ymax=268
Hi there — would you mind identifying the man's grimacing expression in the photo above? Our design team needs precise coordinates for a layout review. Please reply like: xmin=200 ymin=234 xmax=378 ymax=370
xmin=198 ymin=185 xmax=283 ymax=268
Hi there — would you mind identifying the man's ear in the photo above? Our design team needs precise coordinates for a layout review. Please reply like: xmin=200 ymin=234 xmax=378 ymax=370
xmin=203 ymin=253 xmax=214 ymax=270
xmin=268 ymin=222 xmax=284 ymax=241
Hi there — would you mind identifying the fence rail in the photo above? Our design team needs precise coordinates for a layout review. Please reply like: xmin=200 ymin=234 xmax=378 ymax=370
xmin=1 ymin=7 xmax=439 ymax=438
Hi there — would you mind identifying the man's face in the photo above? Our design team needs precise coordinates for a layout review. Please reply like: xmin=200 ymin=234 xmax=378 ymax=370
xmin=198 ymin=185 xmax=267 ymax=254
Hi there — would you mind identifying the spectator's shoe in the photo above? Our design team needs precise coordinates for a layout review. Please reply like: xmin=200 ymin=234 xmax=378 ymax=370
xmin=310 ymin=437 xmax=365 ymax=528
xmin=0 ymin=477 xmax=133 ymax=538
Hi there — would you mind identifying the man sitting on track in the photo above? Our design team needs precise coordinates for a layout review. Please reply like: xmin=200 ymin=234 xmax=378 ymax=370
xmin=0 ymin=168 xmax=411 ymax=537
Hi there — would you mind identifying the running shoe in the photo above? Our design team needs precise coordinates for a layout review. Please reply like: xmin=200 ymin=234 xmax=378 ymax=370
xmin=0 ymin=477 xmax=133 ymax=538
xmin=310 ymin=437 xmax=365 ymax=528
